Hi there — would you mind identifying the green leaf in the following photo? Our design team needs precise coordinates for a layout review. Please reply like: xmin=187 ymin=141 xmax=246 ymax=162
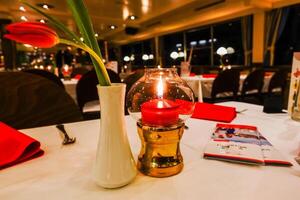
xmin=67 ymin=0 xmax=111 ymax=86
xmin=21 ymin=0 xmax=81 ymax=44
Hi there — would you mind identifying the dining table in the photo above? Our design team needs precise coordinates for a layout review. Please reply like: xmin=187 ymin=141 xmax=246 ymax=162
xmin=181 ymin=74 xmax=272 ymax=101
xmin=1 ymin=101 xmax=300 ymax=200
xmin=61 ymin=78 xmax=100 ymax=113
xmin=61 ymin=78 xmax=78 ymax=103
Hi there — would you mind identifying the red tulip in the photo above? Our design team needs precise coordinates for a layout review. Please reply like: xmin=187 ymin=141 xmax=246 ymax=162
xmin=4 ymin=22 xmax=59 ymax=48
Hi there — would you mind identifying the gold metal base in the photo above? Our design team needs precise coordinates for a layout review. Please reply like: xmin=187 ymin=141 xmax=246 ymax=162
xmin=137 ymin=120 xmax=185 ymax=177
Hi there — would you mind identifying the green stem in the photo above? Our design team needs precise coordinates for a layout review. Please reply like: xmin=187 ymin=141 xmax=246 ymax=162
xmin=60 ymin=38 xmax=111 ymax=86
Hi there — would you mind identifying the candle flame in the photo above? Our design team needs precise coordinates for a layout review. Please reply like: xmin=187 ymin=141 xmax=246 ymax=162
xmin=63 ymin=65 xmax=69 ymax=71
xmin=157 ymin=76 xmax=163 ymax=98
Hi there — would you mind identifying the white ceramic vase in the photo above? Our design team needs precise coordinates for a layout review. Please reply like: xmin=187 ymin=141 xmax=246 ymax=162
xmin=93 ymin=83 xmax=137 ymax=188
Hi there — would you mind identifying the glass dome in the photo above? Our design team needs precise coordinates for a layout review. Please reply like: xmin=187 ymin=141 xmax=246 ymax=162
xmin=126 ymin=67 xmax=195 ymax=126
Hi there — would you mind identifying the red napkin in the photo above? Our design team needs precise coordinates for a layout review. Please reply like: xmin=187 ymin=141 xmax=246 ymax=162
xmin=74 ymin=74 xmax=82 ymax=80
xmin=189 ymin=73 xmax=196 ymax=77
xmin=191 ymin=103 xmax=236 ymax=122
xmin=201 ymin=74 xmax=218 ymax=78
xmin=264 ymin=72 xmax=274 ymax=77
xmin=0 ymin=122 xmax=44 ymax=170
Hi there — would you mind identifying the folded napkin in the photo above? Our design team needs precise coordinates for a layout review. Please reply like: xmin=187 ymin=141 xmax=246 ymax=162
xmin=191 ymin=103 xmax=236 ymax=122
xmin=0 ymin=122 xmax=44 ymax=170
xmin=74 ymin=74 xmax=82 ymax=80
xmin=201 ymin=74 xmax=218 ymax=78
xmin=264 ymin=72 xmax=274 ymax=77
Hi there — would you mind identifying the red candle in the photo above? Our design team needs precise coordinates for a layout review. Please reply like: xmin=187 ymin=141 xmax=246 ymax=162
xmin=141 ymin=99 xmax=179 ymax=126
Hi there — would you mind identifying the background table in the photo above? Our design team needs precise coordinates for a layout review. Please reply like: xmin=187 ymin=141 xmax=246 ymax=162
xmin=62 ymin=78 xmax=78 ymax=103
xmin=182 ymin=75 xmax=272 ymax=100
xmin=1 ymin=102 xmax=300 ymax=200
xmin=62 ymin=79 xmax=100 ymax=113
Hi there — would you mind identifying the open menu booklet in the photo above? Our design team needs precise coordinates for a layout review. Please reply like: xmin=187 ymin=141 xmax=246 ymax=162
xmin=203 ymin=123 xmax=292 ymax=166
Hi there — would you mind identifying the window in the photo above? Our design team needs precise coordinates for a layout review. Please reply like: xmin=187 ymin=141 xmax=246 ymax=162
xmin=275 ymin=5 xmax=300 ymax=65
xmin=121 ymin=39 xmax=155 ymax=69
xmin=186 ymin=27 xmax=211 ymax=65
xmin=121 ymin=17 xmax=247 ymax=68
xmin=161 ymin=32 xmax=184 ymax=67
xmin=213 ymin=19 xmax=244 ymax=66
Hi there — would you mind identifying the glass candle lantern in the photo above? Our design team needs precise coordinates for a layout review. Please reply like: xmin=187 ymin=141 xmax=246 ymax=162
xmin=61 ymin=64 xmax=73 ymax=80
xmin=127 ymin=68 xmax=195 ymax=177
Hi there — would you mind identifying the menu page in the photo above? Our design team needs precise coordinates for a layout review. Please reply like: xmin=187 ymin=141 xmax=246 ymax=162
xmin=288 ymin=52 xmax=300 ymax=114
xmin=203 ymin=123 xmax=292 ymax=166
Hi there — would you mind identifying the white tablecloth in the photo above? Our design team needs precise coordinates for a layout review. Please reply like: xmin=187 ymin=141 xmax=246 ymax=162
xmin=1 ymin=102 xmax=300 ymax=200
xmin=62 ymin=79 xmax=100 ymax=112
xmin=182 ymin=75 xmax=272 ymax=100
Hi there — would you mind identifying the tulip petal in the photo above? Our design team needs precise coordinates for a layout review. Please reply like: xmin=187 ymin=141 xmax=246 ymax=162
xmin=7 ymin=27 xmax=58 ymax=38
xmin=4 ymin=33 xmax=57 ymax=48
xmin=4 ymin=22 xmax=59 ymax=48
xmin=6 ymin=22 xmax=57 ymax=38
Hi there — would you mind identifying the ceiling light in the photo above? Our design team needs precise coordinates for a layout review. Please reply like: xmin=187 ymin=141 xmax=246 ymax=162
xmin=142 ymin=54 xmax=149 ymax=61
xmin=128 ymin=15 xmax=137 ymax=20
xmin=109 ymin=25 xmax=117 ymax=30
xmin=20 ymin=16 xmax=28 ymax=21
xmin=226 ymin=47 xmax=235 ymax=54
xmin=199 ymin=40 xmax=206 ymax=45
xmin=36 ymin=3 xmax=54 ymax=10
xmin=190 ymin=41 xmax=197 ymax=46
xmin=39 ymin=19 xmax=46 ymax=23
xmin=170 ymin=51 xmax=179 ymax=60
xmin=19 ymin=6 xmax=26 ymax=12
xmin=216 ymin=47 xmax=227 ymax=56
xmin=95 ymin=33 xmax=99 ymax=37
xmin=123 ymin=56 xmax=130 ymax=62
xmin=130 ymin=55 xmax=135 ymax=61
xmin=80 ymin=37 xmax=84 ymax=41
xmin=178 ymin=52 xmax=185 ymax=58
xmin=42 ymin=4 xmax=49 ymax=9
xmin=142 ymin=0 xmax=149 ymax=13
xmin=149 ymin=54 xmax=154 ymax=60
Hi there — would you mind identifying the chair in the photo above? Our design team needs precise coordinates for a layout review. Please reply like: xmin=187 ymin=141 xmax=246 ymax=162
xmin=76 ymin=69 xmax=121 ymax=120
xmin=23 ymin=69 xmax=65 ymax=89
xmin=207 ymin=69 xmax=240 ymax=102
xmin=241 ymin=69 xmax=265 ymax=96
xmin=0 ymin=72 xmax=82 ymax=129
xmin=123 ymin=70 xmax=145 ymax=115
xmin=262 ymin=69 xmax=289 ymax=110
xmin=239 ymin=69 xmax=265 ymax=105
xmin=268 ymin=69 xmax=288 ymax=95
xmin=123 ymin=70 xmax=145 ymax=96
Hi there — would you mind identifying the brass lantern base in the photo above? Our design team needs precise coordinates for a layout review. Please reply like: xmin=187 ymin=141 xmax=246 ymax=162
xmin=136 ymin=120 xmax=185 ymax=177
